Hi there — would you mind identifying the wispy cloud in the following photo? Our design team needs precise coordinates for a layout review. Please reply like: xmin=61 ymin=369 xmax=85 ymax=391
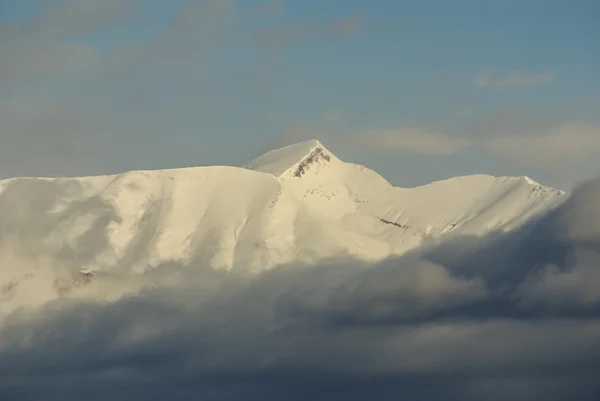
xmin=0 ymin=0 xmax=256 ymax=177
xmin=338 ymin=116 xmax=600 ymax=182
xmin=0 ymin=0 xmax=248 ymax=89
xmin=475 ymin=69 xmax=556 ymax=88
xmin=485 ymin=121 xmax=600 ymax=166
xmin=110 ymin=0 xmax=238 ymax=67
xmin=325 ymin=16 xmax=364 ymax=37
xmin=348 ymin=127 xmax=473 ymax=156
xmin=5 ymin=0 xmax=140 ymax=38
xmin=252 ymin=0 xmax=285 ymax=15
xmin=0 ymin=0 xmax=143 ymax=85
xmin=252 ymin=123 xmax=331 ymax=158
xmin=0 ymin=39 xmax=98 ymax=87
xmin=0 ymin=0 xmax=141 ymax=39
xmin=262 ymin=15 xmax=365 ymax=52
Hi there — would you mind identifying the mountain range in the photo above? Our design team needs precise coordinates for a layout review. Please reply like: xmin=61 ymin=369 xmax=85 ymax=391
xmin=0 ymin=140 xmax=567 ymax=281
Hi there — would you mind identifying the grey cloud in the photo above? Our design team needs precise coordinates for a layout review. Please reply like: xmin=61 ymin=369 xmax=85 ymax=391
xmin=250 ymin=0 xmax=285 ymax=16
xmin=0 ymin=0 xmax=267 ymax=178
xmin=0 ymin=87 xmax=210 ymax=178
xmin=0 ymin=0 xmax=140 ymax=88
xmin=0 ymin=0 xmax=240 ymax=88
xmin=546 ymin=177 xmax=600 ymax=244
xmin=0 ymin=38 xmax=97 ymax=88
xmin=325 ymin=17 xmax=364 ymax=37
xmin=340 ymin=111 xmax=600 ymax=180
xmin=485 ymin=121 xmax=600 ymax=167
xmin=475 ymin=70 xmax=556 ymax=88
xmin=515 ymin=257 xmax=600 ymax=309
xmin=262 ymin=14 xmax=366 ymax=52
xmin=450 ymin=110 xmax=600 ymax=187
xmin=273 ymin=258 xmax=489 ymax=325
xmin=0 ymin=93 xmax=111 ymax=177
xmin=511 ymin=178 xmax=600 ymax=309
xmin=1 ymin=178 xmax=600 ymax=399
xmin=347 ymin=127 xmax=473 ymax=156
xmin=1 ymin=269 xmax=599 ymax=400
xmin=464 ymin=108 xmax=562 ymax=139
xmin=121 ymin=0 xmax=237 ymax=64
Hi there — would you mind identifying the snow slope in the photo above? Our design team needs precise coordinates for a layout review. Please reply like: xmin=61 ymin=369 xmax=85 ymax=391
xmin=0 ymin=140 xmax=567 ymax=279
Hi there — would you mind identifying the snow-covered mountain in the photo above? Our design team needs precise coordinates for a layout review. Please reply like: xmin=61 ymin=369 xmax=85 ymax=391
xmin=0 ymin=139 xmax=566 ymax=278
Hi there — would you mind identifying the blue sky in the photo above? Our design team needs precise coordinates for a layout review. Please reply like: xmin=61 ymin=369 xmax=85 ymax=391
xmin=0 ymin=0 xmax=598 ymax=189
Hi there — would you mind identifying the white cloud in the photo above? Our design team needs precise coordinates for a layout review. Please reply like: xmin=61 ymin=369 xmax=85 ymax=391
xmin=485 ymin=121 xmax=600 ymax=166
xmin=475 ymin=69 xmax=556 ymax=88
xmin=339 ymin=116 xmax=598 ymax=177
xmin=349 ymin=127 xmax=473 ymax=155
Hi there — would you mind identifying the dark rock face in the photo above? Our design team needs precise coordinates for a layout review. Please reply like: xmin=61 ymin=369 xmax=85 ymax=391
xmin=293 ymin=147 xmax=331 ymax=178
xmin=379 ymin=218 xmax=407 ymax=229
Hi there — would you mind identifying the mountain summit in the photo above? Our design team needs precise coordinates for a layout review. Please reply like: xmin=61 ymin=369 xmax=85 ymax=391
xmin=246 ymin=139 xmax=335 ymax=178
xmin=0 ymin=140 xmax=567 ymax=285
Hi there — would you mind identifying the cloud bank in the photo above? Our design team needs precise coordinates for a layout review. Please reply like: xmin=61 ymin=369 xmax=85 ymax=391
xmin=342 ymin=118 xmax=600 ymax=180
xmin=1 ymin=177 xmax=600 ymax=400
xmin=485 ymin=120 xmax=600 ymax=166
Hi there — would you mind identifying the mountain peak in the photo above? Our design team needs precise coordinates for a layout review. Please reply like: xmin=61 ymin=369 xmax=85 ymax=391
xmin=246 ymin=139 xmax=336 ymax=177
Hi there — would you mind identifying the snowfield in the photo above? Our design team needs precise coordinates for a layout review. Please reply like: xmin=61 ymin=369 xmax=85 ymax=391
xmin=0 ymin=139 xmax=566 ymax=277
xmin=0 ymin=139 xmax=569 ymax=316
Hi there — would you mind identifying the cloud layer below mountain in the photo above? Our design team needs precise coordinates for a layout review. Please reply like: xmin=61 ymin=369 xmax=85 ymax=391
xmin=1 ymin=178 xmax=599 ymax=400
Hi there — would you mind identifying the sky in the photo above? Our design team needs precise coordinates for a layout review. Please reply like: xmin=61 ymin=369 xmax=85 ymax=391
xmin=0 ymin=0 xmax=599 ymax=190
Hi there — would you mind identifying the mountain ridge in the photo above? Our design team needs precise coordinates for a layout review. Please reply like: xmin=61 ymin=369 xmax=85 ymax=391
xmin=0 ymin=140 xmax=567 ymax=276
xmin=1 ymin=137 xmax=557 ymax=194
